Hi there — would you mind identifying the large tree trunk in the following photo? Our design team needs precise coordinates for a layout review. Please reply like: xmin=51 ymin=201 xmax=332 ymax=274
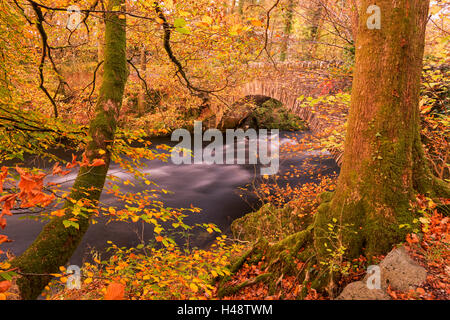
xmin=314 ymin=0 xmax=448 ymax=260
xmin=12 ymin=0 xmax=128 ymax=300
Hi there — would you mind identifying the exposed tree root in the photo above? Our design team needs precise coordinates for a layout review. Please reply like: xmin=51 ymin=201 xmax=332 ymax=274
xmin=218 ymin=176 xmax=449 ymax=299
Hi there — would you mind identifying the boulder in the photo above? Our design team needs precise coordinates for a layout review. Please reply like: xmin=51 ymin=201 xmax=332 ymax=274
xmin=337 ymin=246 xmax=427 ymax=300
xmin=336 ymin=281 xmax=391 ymax=300
xmin=371 ymin=246 xmax=427 ymax=292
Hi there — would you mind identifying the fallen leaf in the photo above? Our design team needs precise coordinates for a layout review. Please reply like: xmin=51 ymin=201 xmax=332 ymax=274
xmin=104 ymin=282 xmax=125 ymax=300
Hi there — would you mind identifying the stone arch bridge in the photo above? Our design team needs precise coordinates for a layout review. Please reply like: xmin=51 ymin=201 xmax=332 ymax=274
xmin=214 ymin=60 xmax=349 ymax=134
xmin=201 ymin=60 xmax=350 ymax=165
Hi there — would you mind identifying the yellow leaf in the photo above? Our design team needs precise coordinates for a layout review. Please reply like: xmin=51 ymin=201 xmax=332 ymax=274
xmin=429 ymin=5 xmax=441 ymax=15
xmin=165 ymin=0 xmax=174 ymax=9
xmin=190 ymin=283 xmax=198 ymax=293
xmin=202 ymin=16 xmax=213 ymax=25
xmin=84 ymin=278 xmax=93 ymax=284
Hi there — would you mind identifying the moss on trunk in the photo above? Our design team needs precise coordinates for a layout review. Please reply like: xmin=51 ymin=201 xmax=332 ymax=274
xmin=218 ymin=0 xmax=449 ymax=299
xmin=12 ymin=0 xmax=128 ymax=300
xmin=313 ymin=0 xmax=439 ymax=260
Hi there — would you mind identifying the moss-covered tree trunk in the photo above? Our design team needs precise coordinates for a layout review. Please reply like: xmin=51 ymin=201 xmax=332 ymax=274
xmin=215 ymin=0 xmax=449 ymax=299
xmin=12 ymin=0 xmax=128 ymax=300
xmin=314 ymin=0 xmax=449 ymax=260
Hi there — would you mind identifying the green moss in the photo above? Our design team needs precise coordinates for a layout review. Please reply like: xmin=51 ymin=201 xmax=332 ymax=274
xmin=221 ymin=98 xmax=308 ymax=131
xmin=231 ymin=203 xmax=312 ymax=242
xmin=12 ymin=0 xmax=128 ymax=300
xmin=231 ymin=203 xmax=310 ymax=243
xmin=246 ymin=99 xmax=308 ymax=131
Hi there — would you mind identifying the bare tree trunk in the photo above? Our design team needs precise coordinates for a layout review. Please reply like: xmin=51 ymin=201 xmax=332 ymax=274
xmin=97 ymin=18 xmax=104 ymax=76
xmin=230 ymin=0 xmax=236 ymax=13
xmin=302 ymin=0 xmax=323 ymax=60
xmin=238 ymin=0 xmax=245 ymax=14
xmin=280 ymin=0 xmax=294 ymax=61
xmin=137 ymin=45 xmax=147 ymax=116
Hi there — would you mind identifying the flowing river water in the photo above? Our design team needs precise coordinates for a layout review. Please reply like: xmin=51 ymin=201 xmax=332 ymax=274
xmin=1 ymin=131 xmax=339 ymax=265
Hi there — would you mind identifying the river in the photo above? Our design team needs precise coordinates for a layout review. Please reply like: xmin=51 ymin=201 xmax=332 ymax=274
xmin=1 ymin=131 xmax=338 ymax=265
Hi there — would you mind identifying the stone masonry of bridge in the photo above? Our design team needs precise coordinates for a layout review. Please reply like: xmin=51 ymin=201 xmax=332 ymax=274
xmin=218 ymin=61 xmax=349 ymax=134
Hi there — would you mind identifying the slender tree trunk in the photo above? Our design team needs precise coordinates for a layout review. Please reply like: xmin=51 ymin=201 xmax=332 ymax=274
xmin=280 ymin=0 xmax=294 ymax=61
xmin=238 ymin=0 xmax=245 ymax=14
xmin=314 ymin=0 xmax=448 ymax=260
xmin=230 ymin=0 xmax=236 ymax=13
xmin=12 ymin=0 xmax=128 ymax=300
xmin=302 ymin=1 xmax=323 ymax=60
xmin=137 ymin=45 xmax=147 ymax=116
xmin=97 ymin=8 xmax=105 ymax=82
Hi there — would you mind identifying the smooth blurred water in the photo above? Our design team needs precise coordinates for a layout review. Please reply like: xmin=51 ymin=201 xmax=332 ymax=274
xmin=1 ymin=131 xmax=338 ymax=265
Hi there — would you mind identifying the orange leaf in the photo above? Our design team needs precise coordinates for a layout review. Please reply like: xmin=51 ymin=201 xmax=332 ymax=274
xmin=66 ymin=154 xmax=78 ymax=169
xmin=104 ymin=282 xmax=125 ymax=300
xmin=0 ymin=281 xmax=11 ymax=293
xmin=0 ymin=194 xmax=17 ymax=217
xmin=51 ymin=209 xmax=66 ymax=217
xmin=89 ymin=159 xmax=106 ymax=167
xmin=0 ymin=167 xmax=8 ymax=193
xmin=416 ymin=287 xmax=425 ymax=295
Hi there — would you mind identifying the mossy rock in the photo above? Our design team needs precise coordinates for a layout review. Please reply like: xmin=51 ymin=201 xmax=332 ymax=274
xmin=220 ymin=98 xmax=308 ymax=131
xmin=244 ymin=99 xmax=308 ymax=131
